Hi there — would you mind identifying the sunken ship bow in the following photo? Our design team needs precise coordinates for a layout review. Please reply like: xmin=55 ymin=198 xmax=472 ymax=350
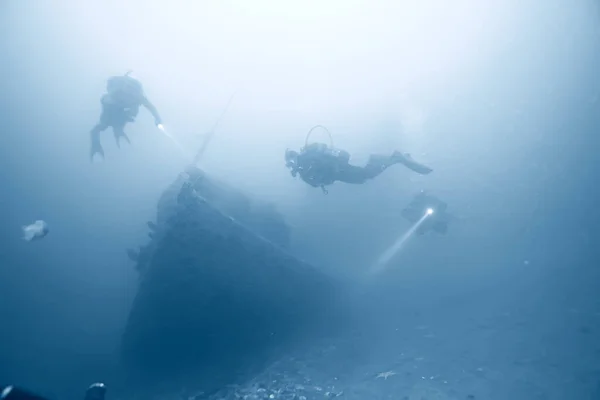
xmin=121 ymin=167 xmax=338 ymax=382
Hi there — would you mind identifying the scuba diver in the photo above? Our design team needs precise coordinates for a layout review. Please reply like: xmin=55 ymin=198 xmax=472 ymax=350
xmin=285 ymin=125 xmax=433 ymax=193
xmin=83 ymin=383 xmax=107 ymax=400
xmin=0 ymin=387 xmax=47 ymax=400
xmin=401 ymin=190 xmax=450 ymax=235
xmin=90 ymin=71 xmax=162 ymax=160
xmin=1 ymin=383 xmax=106 ymax=400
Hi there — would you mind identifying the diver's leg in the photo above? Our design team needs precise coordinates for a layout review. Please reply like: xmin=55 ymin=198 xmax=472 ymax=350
xmin=90 ymin=122 xmax=108 ymax=160
xmin=335 ymin=153 xmax=400 ymax=184
xmin=113 ymin=124 xmax=130 ymax=148
xmin=336 ymin=164 xmax=378 ymax=184
xmin=90 ymin=101 xmax=115 ymax=160
xmin=337 ymin=152 xmax=421 ymax=183
xmin=392 ymin=151 xmax=433 ymax=175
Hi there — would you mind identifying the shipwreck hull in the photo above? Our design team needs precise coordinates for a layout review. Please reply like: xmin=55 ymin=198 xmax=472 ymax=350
xmin=121 ymin=168 xmax=337 ymax=384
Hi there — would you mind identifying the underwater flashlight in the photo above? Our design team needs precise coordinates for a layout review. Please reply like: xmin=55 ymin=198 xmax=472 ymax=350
xmin=426 ymin=208 xmax=434 ymax=215
xmin=157 ymin=123 xmax=164 ymax=131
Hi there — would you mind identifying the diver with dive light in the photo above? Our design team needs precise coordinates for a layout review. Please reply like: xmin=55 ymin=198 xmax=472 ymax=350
xmin=89 ymin=71 xmax=162 ymax=160
xmin=285 ymin=125 xmax=433 ymax=193
xmin=402 ymin=190 xmax=450 ymax=235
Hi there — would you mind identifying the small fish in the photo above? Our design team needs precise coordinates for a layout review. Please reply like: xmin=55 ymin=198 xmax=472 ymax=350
xmin=376 ymin=371 xmax=396 ymax=380
xmin=22 ymin=220 xmax=49 ymax=241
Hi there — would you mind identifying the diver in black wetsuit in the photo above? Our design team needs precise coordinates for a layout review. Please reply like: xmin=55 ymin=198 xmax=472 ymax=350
xmin=90 ymin=72 xmax=162 ymax=160
xmin=285 ymin=142 xmax=433 ymax=193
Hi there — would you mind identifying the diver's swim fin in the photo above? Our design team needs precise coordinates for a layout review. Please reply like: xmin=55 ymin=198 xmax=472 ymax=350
xmin=114 ymin=131 xmax=131 ymax=148
xmin=90 ymin=128 xmax=105 ymax=161
xmin=90 ymin=142 xmax=104 ymax=161
xmin=394 ymin=152 xmax=433 ymax=175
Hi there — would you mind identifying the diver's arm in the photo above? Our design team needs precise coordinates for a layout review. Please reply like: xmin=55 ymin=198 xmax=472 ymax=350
xmin=140 ymin=96 xmax=162 ymax=125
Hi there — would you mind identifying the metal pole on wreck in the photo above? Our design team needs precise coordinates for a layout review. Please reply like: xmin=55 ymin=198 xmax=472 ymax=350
xmin=192 ymin=91 xmax=238 ymax=166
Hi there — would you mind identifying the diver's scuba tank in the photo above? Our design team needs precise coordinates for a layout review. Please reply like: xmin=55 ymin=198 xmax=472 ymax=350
xmin=334 ymin=148 xmax=350 ymax=163
xmin=302 ymin=125 xmax=350 ymax=163
xmin=106 ymin=72 xmax=143 ymax=104
xmin=302 ymin=142 xmax=349 ymax=160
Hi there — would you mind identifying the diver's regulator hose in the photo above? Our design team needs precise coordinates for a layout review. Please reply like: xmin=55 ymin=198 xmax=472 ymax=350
xmin=305 ymin=125 xmax=334 ymax=148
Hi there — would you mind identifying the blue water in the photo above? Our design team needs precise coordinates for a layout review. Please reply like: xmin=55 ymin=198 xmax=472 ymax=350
xmin=1 ymin=1 xmax=599 ymax=399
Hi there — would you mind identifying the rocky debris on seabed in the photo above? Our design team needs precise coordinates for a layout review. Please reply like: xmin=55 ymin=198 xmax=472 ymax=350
xmin=196 ymin=334 xmax=461 ymax=400
xmin=126 ymin=300 xmax=590 ymax=400
xmin=158 ymin=288 xmax=598 ymax=400
xmin=202 ymin=356 xmax=345 ymax=400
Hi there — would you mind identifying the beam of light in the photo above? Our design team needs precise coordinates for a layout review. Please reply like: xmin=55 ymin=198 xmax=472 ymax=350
xmin=369 ymin=210 xmax=432 ymax=275
xmin=156 ymin=91 xmax=237 ymax=173
xmin=156 ymin=124 xmax=192 ymax=160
